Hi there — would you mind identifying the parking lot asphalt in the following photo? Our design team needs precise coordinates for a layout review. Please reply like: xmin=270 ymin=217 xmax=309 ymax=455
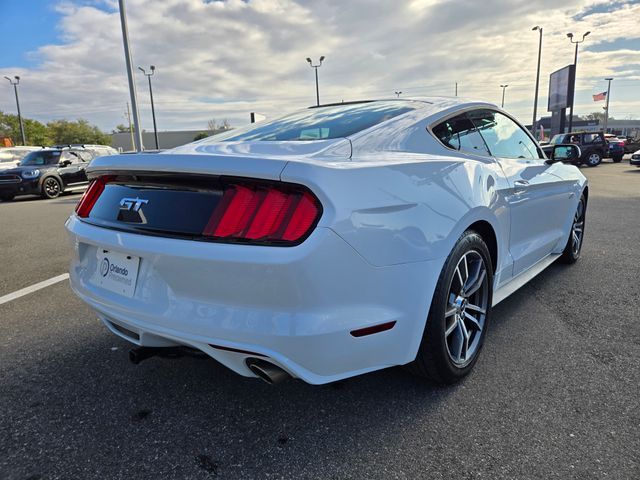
xmin=1 ymin=160 xmax=639 ymax=480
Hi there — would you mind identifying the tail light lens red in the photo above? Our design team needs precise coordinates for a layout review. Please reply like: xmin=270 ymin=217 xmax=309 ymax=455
xmin=75 ymin=175 xmax=114 ymax=218
xmin=203 ymin=182 xmax=321 ymax=245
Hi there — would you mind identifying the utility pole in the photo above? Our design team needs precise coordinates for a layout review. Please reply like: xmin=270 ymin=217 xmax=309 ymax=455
xmin=4 ymin=76 xmax=26 ymax=145
xmin=138 ymin=65 xmax=159 ymax=149
xmin=566 ymin=31 xmax=591 ymax=133
xmin=603 ymin=77 xmax=613 ymax=134
xmin=500 ymin=84 xmax=509 ymax=108
xmin=531 ymin=26 xmax=543 ymax=137
xmin=455 ymin=82 xmax=458 ymax=97
xmin=306 ymin=56 xmax=325 ymax=106
xmin=126 ymin=102 xmax=135 ymax=151
xmin=118 ymin=0 xmax=143 ymax=151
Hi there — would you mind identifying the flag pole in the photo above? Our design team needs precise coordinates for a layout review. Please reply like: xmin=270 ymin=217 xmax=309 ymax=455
xmin=603 ymin=77 xmax=613 ymax=134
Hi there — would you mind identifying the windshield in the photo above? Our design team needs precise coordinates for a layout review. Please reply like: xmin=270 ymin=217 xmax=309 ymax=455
xmin=20 ymin=150 xmax=63 ymax=166
xmin=219 ymin=101 xmax=419 ymax=142
xmin=550 ymin=134 xmax=566 ymax=144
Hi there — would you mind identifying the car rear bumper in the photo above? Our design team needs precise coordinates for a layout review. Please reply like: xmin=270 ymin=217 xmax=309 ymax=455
xmin=66 ymin=215 xmax=442 ymax=384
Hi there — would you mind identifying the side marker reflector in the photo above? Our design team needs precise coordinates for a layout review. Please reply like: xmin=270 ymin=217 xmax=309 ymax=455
xmin=350 ymin=321 xmax=397 ymax=338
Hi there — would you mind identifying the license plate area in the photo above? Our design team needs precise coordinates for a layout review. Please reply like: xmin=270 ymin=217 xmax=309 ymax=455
xmin=91 ymin=249 xmax=140 ymax=298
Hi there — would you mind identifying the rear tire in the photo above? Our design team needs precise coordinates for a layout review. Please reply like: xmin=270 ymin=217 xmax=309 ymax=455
xmin=559 ymin=194 xmax=586 ymax=264
xmin=41 ymin=177 xmax=62 ymax=199
xmin=408 ymin=231 xmax=493 ymax=384
xmin=584 ymin=152 xmax=601 ymax=167
xmin=612 ymin=156 xmax=623 ymax=163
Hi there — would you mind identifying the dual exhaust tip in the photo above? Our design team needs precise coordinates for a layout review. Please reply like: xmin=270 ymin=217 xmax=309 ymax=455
xmin=129 ymin=347 xmax=290 ymax=385
xmin=246 ymin=358 xmax=290 ymax=385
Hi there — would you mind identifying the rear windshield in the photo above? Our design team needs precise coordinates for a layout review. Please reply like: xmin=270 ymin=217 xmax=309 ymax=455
xmin=20 ymin=150 xmax=62 ymax=166
xmin=220 ymin=101 xmax=419 ymax=142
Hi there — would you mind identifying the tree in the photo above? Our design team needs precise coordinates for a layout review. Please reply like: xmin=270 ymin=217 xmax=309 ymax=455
xmin=583 ymin=111 xmax=613 ymax=122
xmin=112 ymin=124 xmax=131 ymax=133
xmin=207 ymin=118 xmax=231 ymax=134
xmin=0 ymin=111 xmax=51 ymax=145
xmin=47 ymin=119 xmax=112 ymax=145
xmin=193 ymin=132 xmax=209 ymax=141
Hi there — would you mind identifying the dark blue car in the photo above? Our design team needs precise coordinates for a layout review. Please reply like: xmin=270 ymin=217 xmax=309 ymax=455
xmin=604 ymin=135 xmax=625 ymax=163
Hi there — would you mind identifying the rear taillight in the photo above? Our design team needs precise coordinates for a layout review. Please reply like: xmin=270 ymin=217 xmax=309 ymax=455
xmin=203 ymin=182 xmax=321 ymax=245
xmin=75 ymin=176 xmax=114 ymax=218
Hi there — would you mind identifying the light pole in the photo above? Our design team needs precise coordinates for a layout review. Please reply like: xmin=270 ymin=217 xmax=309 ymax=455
xmin=531 ymin=26 xmax=543 ymax=137
xmin=138 ymin=65 xmax=159 ymax=149
xmin=394 ymin=91 xmax=402 ymax=98
xmin=566 ymin=31 xmax=591 ymax=133
xmin=306 ymin=56 xmax=324 ymax=106
xmin=118 ymin=0 xmax=143 ymax=151
xmin=500 ymin=84 xmax=509 ymax=108
xmin=603 ymin=77 xmax=613 ymax=133
xmin=455 ymin=81 xmax=458 ymax=97
xmin=4 ymin=76 xmax=26 ymax=145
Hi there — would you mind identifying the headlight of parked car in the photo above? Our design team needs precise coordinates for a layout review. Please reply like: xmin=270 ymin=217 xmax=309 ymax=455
xmin=21 ymin=169 xmax=40 ymax=179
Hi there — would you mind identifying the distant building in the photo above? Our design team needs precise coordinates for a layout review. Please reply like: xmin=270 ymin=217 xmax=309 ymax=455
xmin=110 ymin=129 xmax=223 ymax=151
xmin=528 ymin=118 xmax=640 ymax=139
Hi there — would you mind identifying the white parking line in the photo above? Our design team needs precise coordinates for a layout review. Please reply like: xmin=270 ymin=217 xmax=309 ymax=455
xmin=0 ymin=273 xmax=70 ymax=306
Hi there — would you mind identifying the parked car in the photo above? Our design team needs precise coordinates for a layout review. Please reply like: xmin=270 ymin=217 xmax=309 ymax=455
xmin=623 ymin=136 xmax=640 ymax=154
xmin=0 ymin=146 xmax=114 ymax=201
xmin=0 ymin=146 xmax=42 ymax=170
xmin=604 ymin=134 xmax=625 ymax=162
xmin=548 ymin=131 xmax=607 ymax=166
xmin=631 ymin=149 xmax=640 ymax=166
xmin=52 ymin=144 xmax=119 ymax=158
xmin=67 ymin=99 xmax=587 ymax=385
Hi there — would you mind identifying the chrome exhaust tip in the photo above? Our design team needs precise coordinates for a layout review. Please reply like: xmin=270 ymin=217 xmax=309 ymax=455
xmin=246 ymin=358 xmax=290 ymax=385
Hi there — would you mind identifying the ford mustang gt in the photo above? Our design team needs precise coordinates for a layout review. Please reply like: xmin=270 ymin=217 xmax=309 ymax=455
xmin=66 ymin=98 xmax=587 ymax=385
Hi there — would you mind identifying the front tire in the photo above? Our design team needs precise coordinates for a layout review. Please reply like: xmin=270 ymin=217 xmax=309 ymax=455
xmin=0 ymin=193 xmax=15 ymax=202
xmin=41 ymin=177 xmax=62 ymax=199
xmin=559 ymin=194 xmax=586 ymax=264
xmin=408 ymin=231 xmax=493 ymax=384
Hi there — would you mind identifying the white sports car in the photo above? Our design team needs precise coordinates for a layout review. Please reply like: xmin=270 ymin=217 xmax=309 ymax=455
xmin=67 ymin=98 xmax=587 ymax=385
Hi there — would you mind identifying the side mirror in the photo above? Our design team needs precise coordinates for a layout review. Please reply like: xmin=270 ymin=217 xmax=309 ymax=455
xmin=546 ymin=144 xmax=581 ymax=164
xmin=59 ymin=159 xmax=72 ymax=167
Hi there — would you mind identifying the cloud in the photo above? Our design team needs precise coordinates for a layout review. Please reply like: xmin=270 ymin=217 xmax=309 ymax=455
xmin=1 ymin=0 xmax=638 ymax=132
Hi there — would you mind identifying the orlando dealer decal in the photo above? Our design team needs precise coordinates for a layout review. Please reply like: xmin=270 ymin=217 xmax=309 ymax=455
xmin=101 ymin=257 xmax=132 ymax=286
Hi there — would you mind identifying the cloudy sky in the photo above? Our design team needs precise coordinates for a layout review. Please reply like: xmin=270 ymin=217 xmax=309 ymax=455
xmin=1 ymin=0 xmax=639 ymax=133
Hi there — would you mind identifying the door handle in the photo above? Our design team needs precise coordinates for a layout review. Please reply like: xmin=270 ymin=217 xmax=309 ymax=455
xmin=513 ymin=180 xmax=529 ymax=196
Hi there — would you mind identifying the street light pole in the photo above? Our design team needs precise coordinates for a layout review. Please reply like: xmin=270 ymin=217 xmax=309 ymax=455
xmin=306 ymin=56 xmax=324 ymax=106
xmin=531 ymin=26 xmax=543 ymax=138
xmin=500 ymin=84 xmax=509 ymax=108
xmin=603 ymin=77 xmax=613 ymax=134
xmin=4 ymin=76 xmax=26 ymax=145
xmin=138 ymin=65 xmax=159 ymax=149
xmin=566 ymin=31 xmax=591 ymax=133
xmin=394 ymin=91 xmax=402 ymax=98
xmin=118 ymin=0 xmax=143 ymax=151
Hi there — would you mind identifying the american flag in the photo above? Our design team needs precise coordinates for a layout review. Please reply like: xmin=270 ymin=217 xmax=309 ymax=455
xmin=593 ymin=91 xmax=607 ymax=101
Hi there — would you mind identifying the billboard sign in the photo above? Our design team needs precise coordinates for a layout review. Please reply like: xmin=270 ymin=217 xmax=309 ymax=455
xmin=548 ymin=65 xmax=575 ymax=112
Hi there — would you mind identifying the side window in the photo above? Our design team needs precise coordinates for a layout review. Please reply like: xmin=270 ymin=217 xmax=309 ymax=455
xmin=583 ymin=133 xmax=604 ymax=145
xmin=59 ymin=151 xmax=74 ymax=163
xmin=468 ymin=109 xmax=541 ymax=159
xmin=432 ymin=113 xmax=490 ymax=156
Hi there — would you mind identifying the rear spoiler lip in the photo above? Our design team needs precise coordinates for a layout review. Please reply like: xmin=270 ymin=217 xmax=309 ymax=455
xmin=87 ymin=153 xmax=290 ymax=181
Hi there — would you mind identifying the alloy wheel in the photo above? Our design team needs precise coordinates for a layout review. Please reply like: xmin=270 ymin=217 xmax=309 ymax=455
xmin=444 ymin=250 xmax=489 ymax=367
xmin=571 ymin=199 xmax=585 ymax=256
xmin=587 ymin=153 xmax=600 ymax=166
xmin=44 ymin=178 xmax=60 ymax=198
